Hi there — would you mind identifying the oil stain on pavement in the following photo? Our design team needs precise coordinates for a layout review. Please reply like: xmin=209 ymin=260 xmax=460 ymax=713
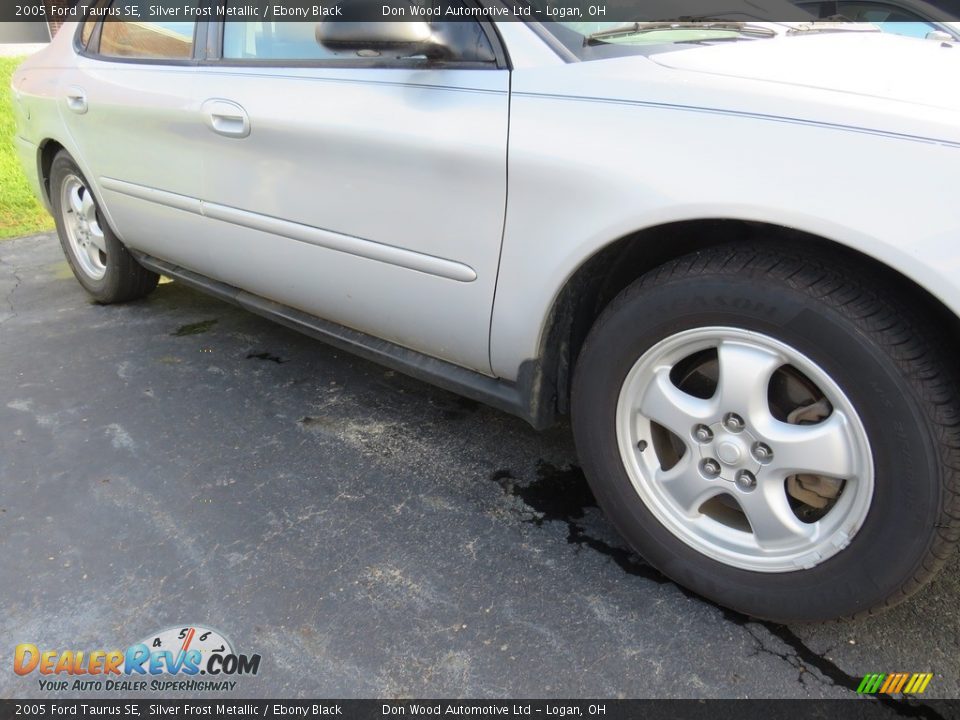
xmin=171 ymin=318 xmax=219 ymax=336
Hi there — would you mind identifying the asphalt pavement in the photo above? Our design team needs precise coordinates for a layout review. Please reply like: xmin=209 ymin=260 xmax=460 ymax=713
xmin=1 ymin=233 xmax=958 ymax=702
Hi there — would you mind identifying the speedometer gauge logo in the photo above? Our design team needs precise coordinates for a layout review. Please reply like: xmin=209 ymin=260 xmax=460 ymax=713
xmin=137 ymin=625 xmax=235 ymax=669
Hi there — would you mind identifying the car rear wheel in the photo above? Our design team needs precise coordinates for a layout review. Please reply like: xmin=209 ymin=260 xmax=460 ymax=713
xmin=571 ymin=243 xmax=960 ymax=622
xmin=50 ymin=151 xmax=158 ymax=304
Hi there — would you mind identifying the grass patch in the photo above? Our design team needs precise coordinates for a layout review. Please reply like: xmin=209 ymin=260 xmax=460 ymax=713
xmin=0 ymin=56 xmax=54 ymax=240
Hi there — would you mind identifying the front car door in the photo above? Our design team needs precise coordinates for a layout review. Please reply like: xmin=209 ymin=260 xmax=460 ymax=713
xmin=192 ymin=12 xmax=510 ymax=373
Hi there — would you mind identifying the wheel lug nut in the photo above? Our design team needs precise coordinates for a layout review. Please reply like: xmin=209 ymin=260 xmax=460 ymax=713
xmin=723 ymin=412 xmax=745 ymax=433
xmin=735 ymin=469 xmax=757 ymax=492
xmin=752 ymin=442 xmax=773 ymax=464
xmin=692 ymin=424 xmax=713 ymax=443
xmin=700 ymin=458 xmax=721 ymax=479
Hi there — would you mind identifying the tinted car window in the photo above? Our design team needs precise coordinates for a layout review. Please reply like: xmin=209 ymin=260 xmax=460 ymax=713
xmin=221 ymin=5 xmax=496 ymax=63
xmin=79 ymin=17 xmax=97 ymax=47
xmin=223 ymin=21 xmax=341 ymax=60
xmin=98 ymin=8 xmax=196 ymax=59
xmin=77 ymin=0 xmax=110 ymax=48
xmin=834 ymin=1 xmax=927 ymax=20
xmin=797 ymin=0 xmax=933 ymax=23
xmin=803 ymin=1 xmax=941 ymax=37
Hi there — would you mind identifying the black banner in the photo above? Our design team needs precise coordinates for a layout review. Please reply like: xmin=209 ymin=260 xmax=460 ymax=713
xmin=2 ymin=0 xmax=960 ymax=24
xmin=0 ymin=700 xmax=958 ymax=720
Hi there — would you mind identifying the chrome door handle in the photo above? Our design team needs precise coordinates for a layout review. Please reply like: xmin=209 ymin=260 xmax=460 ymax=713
xmin=65 ymin=87 xmax=88 ymax=114
xmin=202 ymin=99 xmax=250 ymax=138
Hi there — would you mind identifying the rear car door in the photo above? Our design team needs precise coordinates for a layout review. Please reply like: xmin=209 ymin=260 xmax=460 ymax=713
xmin=192 ymin=14 xmax=510 ymax=373
xmin=58 ymin=6 xmax=210 ymax=269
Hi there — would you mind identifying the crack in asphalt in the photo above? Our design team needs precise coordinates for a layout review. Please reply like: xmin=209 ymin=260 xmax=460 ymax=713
xmin=490 ymin=463 xmax=947 ymax=717
xmin=0 ymin=255 xmax=23 ymax=326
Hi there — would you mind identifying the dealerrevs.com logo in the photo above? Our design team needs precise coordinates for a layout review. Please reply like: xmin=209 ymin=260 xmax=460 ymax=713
xmin=13 ymin=625 xmax=261 ymax=693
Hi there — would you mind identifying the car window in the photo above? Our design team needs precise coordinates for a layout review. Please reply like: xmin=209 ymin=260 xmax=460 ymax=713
xmin=98 ymin=4 xmax=196 ymax=59
xmin=834 ymin=1 xmax=928 ymax=22
xmin=79 ymin=17 xmax=97 ymax=48
xmin=796 ymin=1 xmax=942 ymax=36
xmin=221 ymin=4 xmax=496 ymax=64
xmin=832 ymin=2 xmax=941 ymax=37
xmin=871 ymin=19 xmax=942 ymax=36
xmin=223 ymin=20 xmax=342 ymax=60
xmin=77 ymin=0 xmax=110 ymax=49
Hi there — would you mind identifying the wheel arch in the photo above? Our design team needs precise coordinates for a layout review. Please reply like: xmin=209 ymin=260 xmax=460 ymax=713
xmin=38 ymin=138 xmax=67 ymax=207
xmin=533 ymin=218 xmax=960 ymax=422
xmin=36 ymin=137 xmax=125 ymax=244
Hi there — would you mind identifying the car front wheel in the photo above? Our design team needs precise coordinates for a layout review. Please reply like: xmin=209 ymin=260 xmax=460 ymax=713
xmin=571 ymin=243 xmax=960 ymax=622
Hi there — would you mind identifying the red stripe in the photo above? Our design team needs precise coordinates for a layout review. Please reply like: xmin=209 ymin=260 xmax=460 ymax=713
xmin=180 ymin=628 xmax=196 ymax=653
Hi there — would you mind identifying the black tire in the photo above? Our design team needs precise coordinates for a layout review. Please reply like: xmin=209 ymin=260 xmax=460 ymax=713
xmin=571 ymin=242 xmax=960 ymax=622
xmin=50 ymin=151 xmax=158 ymax=304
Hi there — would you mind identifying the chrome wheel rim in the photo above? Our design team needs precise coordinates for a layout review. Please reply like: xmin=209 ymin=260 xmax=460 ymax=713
xmin=616 ymin=326 xmax=873 ymax=572
xmin=61 ymin=175 xmax=107 ymax=281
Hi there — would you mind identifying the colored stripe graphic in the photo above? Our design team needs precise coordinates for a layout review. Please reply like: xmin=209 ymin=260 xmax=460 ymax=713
xmin=858 ymin=673 xmax=932 ymax=695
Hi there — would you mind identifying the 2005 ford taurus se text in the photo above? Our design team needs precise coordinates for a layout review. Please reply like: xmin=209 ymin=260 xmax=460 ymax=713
xmin=12 ymin=8 xmax=960 ymax=622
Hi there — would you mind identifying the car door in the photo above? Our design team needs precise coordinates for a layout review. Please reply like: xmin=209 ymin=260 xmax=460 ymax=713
xmin=57 ymin=6 xmax=210 ymax=269
xmin=192 ymin=16 xmax=510 ymax=374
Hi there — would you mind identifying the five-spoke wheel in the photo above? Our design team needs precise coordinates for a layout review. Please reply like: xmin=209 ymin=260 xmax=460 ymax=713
xmin=616 ymin=327 xmax=872 ymax=572
xmin=61 ymin=174 xmax=107 ymax=281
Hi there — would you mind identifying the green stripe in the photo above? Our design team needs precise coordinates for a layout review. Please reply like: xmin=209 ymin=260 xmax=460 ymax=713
xmin=857 ymin=674 xmax=885 ymax=694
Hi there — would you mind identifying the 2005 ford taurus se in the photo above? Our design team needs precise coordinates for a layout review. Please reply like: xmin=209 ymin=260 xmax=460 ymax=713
xmin=12 ymin=9 xmax=960 ymax=621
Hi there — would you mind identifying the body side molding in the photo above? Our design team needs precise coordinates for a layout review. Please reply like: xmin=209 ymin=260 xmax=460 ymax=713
xmin=102 ymin=177 xmax=478 ymax=282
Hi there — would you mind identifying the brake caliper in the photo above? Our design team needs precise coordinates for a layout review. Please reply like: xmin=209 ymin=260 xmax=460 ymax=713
xmin=785 ymin=399 xmax=843 ymax=509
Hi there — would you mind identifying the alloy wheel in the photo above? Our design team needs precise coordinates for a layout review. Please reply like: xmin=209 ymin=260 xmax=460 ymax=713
xmin=616 ymin=326 xmax=873 ymax=572
xmin=61 ymin=175 xmax=107 ymax=281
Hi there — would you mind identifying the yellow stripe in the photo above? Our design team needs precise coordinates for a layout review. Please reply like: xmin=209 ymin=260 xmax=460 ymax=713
xmin=904 ymin=675 xmax=919 ymax=693
xmin=916 ymin=673 xmax=933 ymax=694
